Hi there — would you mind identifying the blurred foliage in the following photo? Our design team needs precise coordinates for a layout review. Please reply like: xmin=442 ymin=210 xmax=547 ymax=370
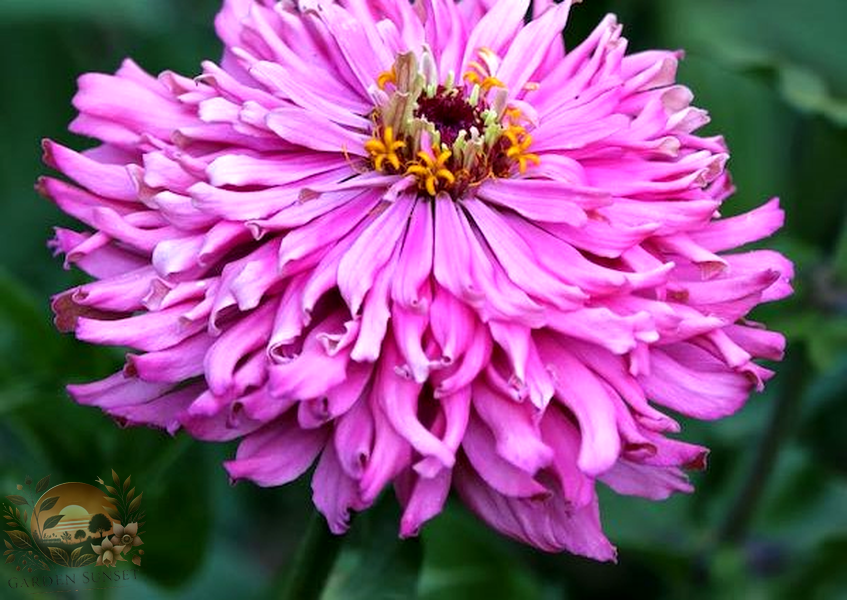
xmin=0 ymin=0 xmax=845 ymax=598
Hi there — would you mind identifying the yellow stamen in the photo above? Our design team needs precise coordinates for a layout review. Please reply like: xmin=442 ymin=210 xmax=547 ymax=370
xmin=365 ymin=126 xmax=406 ymax=173
xmin=480 ymin=76 xmax=505 ymax=91
xmin=463 ymin=71 xmax=481 ymax=86
xmin=504 ymin=126 xmax=541 ymax=175
xmin=405 ymin=147 xmax=455 ymax=196
xmin=463 ymin=51 xmax=506 ymax=94
xmin=462 ymin=70 xmax=505 ymax=92
xmin=503 ymin=106 xmax=525 ymax=126
xmin=377 ymin=68 xmax=396 ymax=90
xmin=515 ymin=153 xmax=541 ymax=174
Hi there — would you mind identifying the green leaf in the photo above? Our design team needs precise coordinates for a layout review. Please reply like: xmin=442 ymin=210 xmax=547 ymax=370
xmin=123 ymin=475 xmax=131 ymax=493
xmin=35 ymin=475 xmax=50 ymax=495
xmin=419 ymin=505 xmax=548 ymax=600
xmin=138 ymin=440 xmax=211 ymax=587
xmin=112 ymin=469 xmax=121 ymax=489
xmin=126 ymin=488 xmax=135 ymax=503
xmin=24 ymin=476 xmax=32 ymax=486
xmin=5 ymin=554 xmax=14 ymax=564
xmin=42 ymin=514 xmax=64 ymax=531
xmin=5 ymin=495 xmax=28 ymax=506
xmin=6 ymin=530 xmax=31 ymax=549
xmin=1 ymin=0 xmax=178 ymax=28
xmin=3 ymin=540 xmax=10 ymax=550
xmin=38 ymin=496 xmax=59 ymax=511
xmin=48 ymin=547 xmax=70 ymax=567
xmin=800 ymin=356 xmax=847 ymax=476
xmin=70 ymin=546 xmax=81 ymax=564
xmin=321 ymin=498 xmax=423 ymax=600
xmin=128 ymin=493 xmax=142 ymax=513
xmin=74 ymin=553 xmax=97 ymax=568
xmin=658 ymin=0 xmax=847 ymax=127
xmin=833 ymin=216 xmax=847 ymax=284
xmin=105 ymin=485 xmax=118 ymax=496
xmin=102 ymin=506 xmax=120 ymax=521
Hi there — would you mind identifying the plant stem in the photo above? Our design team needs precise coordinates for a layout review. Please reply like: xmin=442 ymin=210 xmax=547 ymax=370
xmin=24 ymin=484 xmax=41 ymax=538
xmin=716 ymin=344 xmax=809 ymax=543
xmin=270 ymin=513 xmax=343 ymax=600
xmin=12 ymin=510 xmax=51 ymax=570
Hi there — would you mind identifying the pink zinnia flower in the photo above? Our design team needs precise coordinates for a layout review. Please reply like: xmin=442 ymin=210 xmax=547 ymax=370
xmin=44 ymin=0 xmax=792 ymax=558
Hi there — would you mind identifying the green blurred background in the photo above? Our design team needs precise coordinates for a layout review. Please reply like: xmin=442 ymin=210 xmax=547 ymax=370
xmin=1 ymin=1 xmax=846 ymax=598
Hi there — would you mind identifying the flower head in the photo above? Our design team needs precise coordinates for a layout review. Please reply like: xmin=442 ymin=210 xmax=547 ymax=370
xmin=92 ymin=537 xmax=125 ymax=567
xmin=46 ymin=0 xmax=792 ymax=558
xmin=111 ymin=522 xmax=142 ymax=549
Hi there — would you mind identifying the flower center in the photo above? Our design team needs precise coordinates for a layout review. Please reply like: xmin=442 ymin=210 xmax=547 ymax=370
xmin=414 ymin=89 xmax=483 ymax=147
xmin=122 ymin=534 xmax=132 ymax=544
xmin=365 ymin=50 xmax=540 ymax=199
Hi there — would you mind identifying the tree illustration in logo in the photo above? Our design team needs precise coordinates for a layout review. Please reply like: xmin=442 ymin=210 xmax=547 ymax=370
xmin=88 ymin=513 xmax=111 ymax=539
xmin=74 ymin=529 xmax=86 ymax=542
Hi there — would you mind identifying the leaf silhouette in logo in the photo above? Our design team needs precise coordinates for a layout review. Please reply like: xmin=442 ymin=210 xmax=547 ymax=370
xmin=102 ymin=506 xmax=120 ymax=521
xmin=126 ymin=488 xmax=135 ymax=503
xmin=123 ymin=476 xmax=131 ymax=493
xmin=69 ymin=547 xmax=83 ymax=564
xmin=48 ymin=547 xmax=70 ymax=567
xmin=42 ymin=515 xmax=65 ymax=531
xmin=112 ymin=470 xmax=120 ymax=488
xmin=22 ymin=511 xmax=28 ymax=525
xmin=35 ymin=475 xmax=50 ymax=495
xmin=5 ymin=495 xmax=28 ymax=506
xmin=105 ymin=485 xmax=118 ymax=496
xmin=74 ymin=553 xmax=97 ymax=567
xmin=3 ymin=540 xmax=11 ymax=550
xmin=128 ymin=493 xmax=143 ymax=513
xmin=39 ymin=496 xmax=60 ymax=512
xmin=6 ymin=531 xmax=31 ymax=549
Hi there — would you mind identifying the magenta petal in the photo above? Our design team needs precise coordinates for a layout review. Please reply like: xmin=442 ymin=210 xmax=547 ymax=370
xmin=538 ymin=337 xmax=621 ymax=476
xmin=640 ymin=343 xmax=754 ymax=419
xmin=225 ymin=416 xmax=328 ymax=487
xmin=462 ymin=415 xmax=550 ymax=499
xmin=399 ymin=468 xmax=452 ymax=538
xmin=472 ymin=382 xmax=553 ymax=475
xmin=312 ymin=442 xmax=366 ymax=535
xmin=600 ymin=460 xmax=694 ymax=501
xmin=455 ymin=461 xmax=616 ymax=560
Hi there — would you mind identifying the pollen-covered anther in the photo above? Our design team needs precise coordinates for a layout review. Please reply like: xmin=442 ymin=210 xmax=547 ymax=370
xmin=463 ymin=70 xmax=506 ymax=92
xmin=406 ymin=147 xmax=456 ymax=196
xmin=377 ymin=68 xmax=396 ymax=90
xmin=365 ymin=126 xmax=406 ymax=172
xmin=504 ymin=126 xmax=541 ymax=174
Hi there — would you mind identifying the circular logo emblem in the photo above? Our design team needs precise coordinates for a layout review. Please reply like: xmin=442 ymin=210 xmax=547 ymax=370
xmin=31 ymin=483 xmax=119 ymax=568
